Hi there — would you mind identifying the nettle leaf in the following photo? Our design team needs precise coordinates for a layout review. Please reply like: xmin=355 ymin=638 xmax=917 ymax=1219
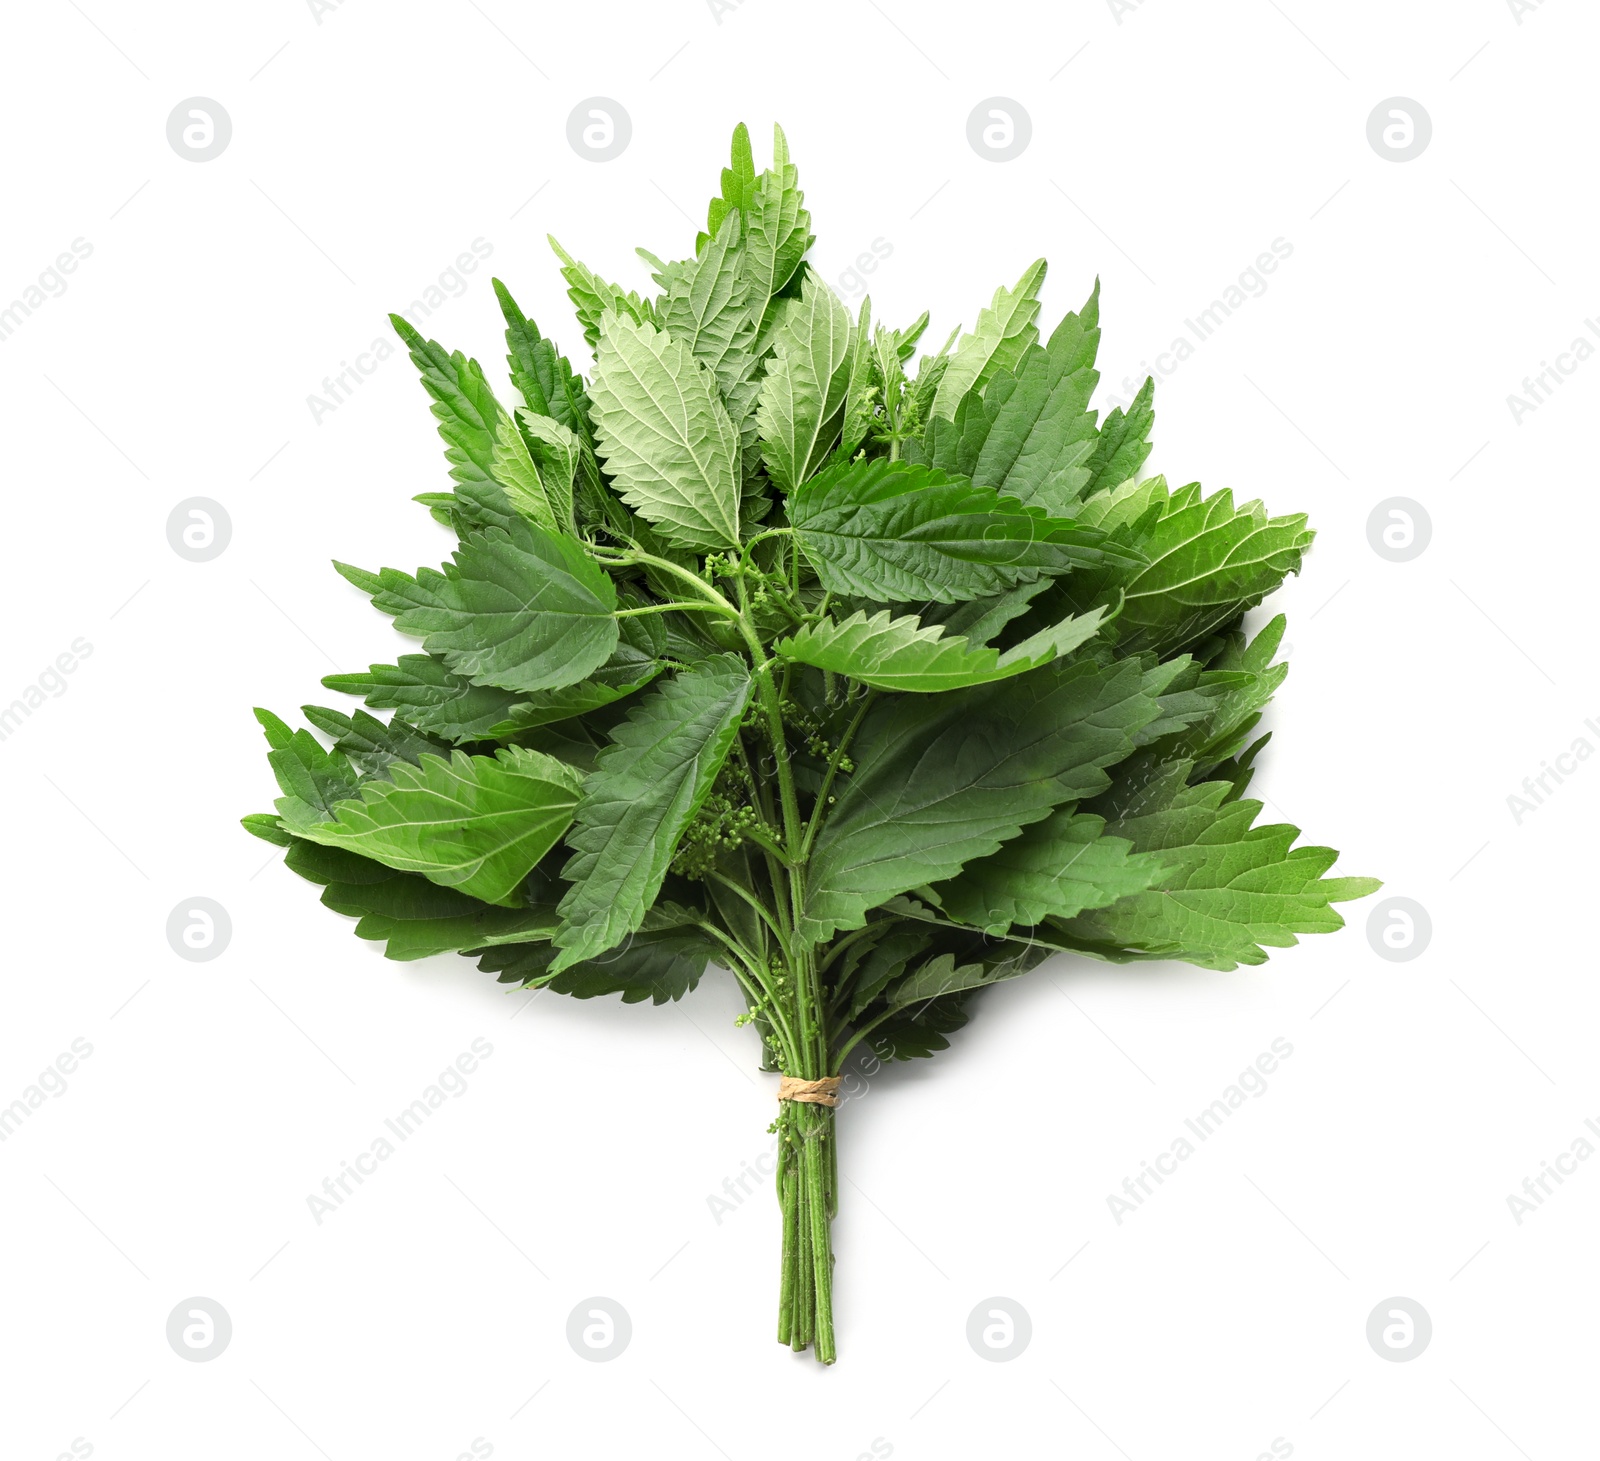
xmin=776 ymin=603 xmax=1107 ymax=693
xmin=931 ymin=257 xmax=1047 ymax=420
xmin=279 ymin=746 xmax=583 ymax=908
xmin=1084 ymin=376 xmax=1155 ymax=497
xmin=658 ymin=208 xmax=758 ymax=394
xmin=1053 ymin=781 xmax=1381 ymax=970
xmin=1063 ymin=477 xmax=1314 ymax=655
xmin=917 ymin=282 xmax=1102 ymax=516
xmin=283 ymin=839 xmax=559 ymax=961
xmin=548 ymin=236 xmax=654 ymax=351
xmin=552 ymin=654 xmax=753 ymax=971
xmin=391 ymin=316 xmax=556 ymax=531
xmin=256 ymin=707 xmax=359 ymax=822
xmin=801 ymin=656 xmax=1160 ymax=942
xmin=517 ymin=410 xmax=578 ymax=529
xmin=299 ymin=704 xmax=449 ymax=781
xmin=757 ymin=271 xmax=854 ymax=493
xmin=788 ymin=457 xmax=1114 ymax=603
xmin=323 ymin=655 xmax=521 ymax=742
xmin=589 ymin=311 xmax=743 ymax=552
xmin=488 ymin=609 xmax=666 ymax=732
xmin=701 ymin=122 xmax=759 ymax=246
xmin=929 ymin=810 xmax=1163 ymax=935
xmin=393 ymin=526 xmax=620 ymax=694
xmin=741 ymin=123 xmax=813 ymax=325
xmin=477 ymin=909 xmax=716 ymax=1005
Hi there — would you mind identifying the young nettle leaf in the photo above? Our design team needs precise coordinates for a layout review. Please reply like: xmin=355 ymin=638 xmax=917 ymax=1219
xmin=931 ymin=256 xmax=1049 ymax=420
xmin=757 ymin=270 xmax=855 ymax=493
xmin=244 ymin=121 xmax=1375 ymax=1366
xmin=589 ymin=311 xmax=743 ymax=552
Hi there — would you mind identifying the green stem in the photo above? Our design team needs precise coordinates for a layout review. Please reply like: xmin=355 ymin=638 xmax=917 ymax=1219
xmin=613 ymin=601 xmax=730 ymax=619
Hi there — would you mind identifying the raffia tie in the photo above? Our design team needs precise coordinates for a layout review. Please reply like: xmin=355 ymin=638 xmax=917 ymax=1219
xmin=777 ymin=1075 xmax=841 ymax=1108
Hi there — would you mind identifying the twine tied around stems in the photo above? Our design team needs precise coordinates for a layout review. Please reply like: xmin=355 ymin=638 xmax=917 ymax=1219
xmin=777 ymin=1075 xmax=841 ymax=1107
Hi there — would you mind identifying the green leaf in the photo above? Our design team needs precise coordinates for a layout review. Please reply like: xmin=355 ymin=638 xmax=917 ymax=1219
xmin=801 ymin=656 xmax=1160 ymax=942
xmin=757 ymin=271 xmax=855 ymax=493
xmin=588 ymin=311 xmax=743 ymax=552
xmin=887 ymin=952 xmax=1008 ymax=1005
xmin=388 ymin=313 xmax=550 ymax=524
xmin=931 ymin=257 xmax=1047 ymax=420
xmin=279 ymin=746 xmax=584 ymax=908
xmin=517 ymin=410 xmax=578 ymax=530
xmin=701 ymin=121 xmax=759 ymax=247
xmin=548 ymin=236 xmax=654 ymax=351
xmin=1053 ymin=781 xmax=1380 ymax=970
xmin=658 ymin=208 xmax=758 ymax=396
xmin=393 ymin=525 xmax=620 ymax=694
xmin=492 ymin=277 xmax=604 ymax=513
xmin=552 ymin=655 xmax=753 ymax=971
xmin=788 ymin=456 xmax=1116 ymax=603
xmin=964 ymin=282 xmax=1102 ymax=514
xmin=929 ymin=810 xmax=1163 ymax=934
xmin=322 ymin=655 xmax=521 ymax=742
xmin=257 ymin=707 xmax=359 ymax=822
xmin=242 ymin=813 xmax=292 ymax=847
xmin=324 ymin=616 xmax=663 ymax=742
xmin=741 ymin=124 xmax=813 ymax=324
xmin=1084 ymin=376 xmax=1155 ymax=497
xmin=490 ymin=409 xmax=559 ymax=532
xmin=476 ymin=909 xmax=715 ymax=1004
xmin=776 ymin=603 xmax=1107 ymax=692
xmin=283 ymin=839 xmax=560 ymax=960
xmin=836 ymin=296 xmax=876 ymax=461
xmin=1067 ymin=477 xmax=1315 ymax=655
xmin=486 ymin=610 xmax=665 ymax=731
xmin=299 ymin=704 xmax=449 ymax=781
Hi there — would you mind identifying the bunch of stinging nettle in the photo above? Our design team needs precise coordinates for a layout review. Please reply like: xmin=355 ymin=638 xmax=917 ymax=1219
xmin=243 ymin=123 xmax=1377 ymax=1363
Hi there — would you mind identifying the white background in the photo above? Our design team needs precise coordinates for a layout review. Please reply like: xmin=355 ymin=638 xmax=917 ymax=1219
xmin=1 ymin=1 xmax=1595 ymax=1457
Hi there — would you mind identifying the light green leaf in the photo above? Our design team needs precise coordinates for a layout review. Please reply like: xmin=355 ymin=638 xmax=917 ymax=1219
xmin=548 ymin=236 xmax=653 ymax=351
xmin=837 ymin=296 xmax=876 ymax=461
xmin=279 ymin=746 xmax=584 ymax=908
xmin=1053 ymin=782 xmax=1381 ymax=970
xmin=552 ymin=655 xmax=753 ymax=971
xmin=589 ymin=311 xmax=743 ymax=552
xmin=887 ymin=952 xmax=1013 ymax=1005
xmin=658 ymin=208 xmax=758 ymax=394
xmin=758 ymin=271 xmax=855 ymax=492
xmin=700 ymin=121 xmax=759 ymax=248
xmin=930 ymin=810 xmax=1163 ymax=934
xmin=776 ymin=603 xmax=1107 ymax=692
xmin=967 ymin=282 xmax=1102 ymax=513
xmin=1084 ymin=376 xmax=1155 ymax=497
xmin=389 ymin=314 xmax=513 ymax=496
xmin=788 ymin=456 xmax=1117 ymax=603
xmin=518 ymin=410 xmax=578 ymax=530
xmin=931 ymin=257 xmax=1047 ymax=420
xmin=393 ymin=526 xmax=619 ymax=695
xmin=1067 ymin=477 xmax=1314 ymax=655
xmin=322 ymin=655 xmax=521 ymax=742
xmin=491 ymin=410 xmax=558 ymax=533
xmin=742 ymin=123 xmax=813 ymax=324
xmin=801 ymin=656 xmax=1160 ymax=942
